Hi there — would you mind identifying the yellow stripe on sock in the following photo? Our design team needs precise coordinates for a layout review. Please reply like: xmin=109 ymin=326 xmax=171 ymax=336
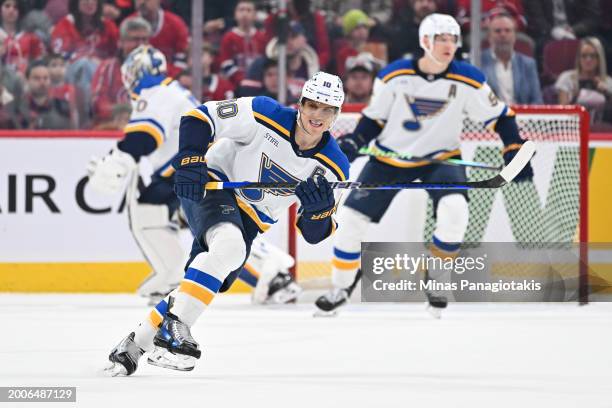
xmin=179 ymin=280 xmax=215 ymax=305
xmin=332 ymin=258 xmax=360 ymax=270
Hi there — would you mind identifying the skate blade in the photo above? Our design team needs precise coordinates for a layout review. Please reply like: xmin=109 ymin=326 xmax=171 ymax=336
xmin=103 ymin=361 xmax=128 ymax=377
xmin=426 ymin=304 xmax=443 ymax=319
xmin=147 ymin=347 xmax=196 ymax=371
xmin=313 ymin=309 xmax=338 ymax=318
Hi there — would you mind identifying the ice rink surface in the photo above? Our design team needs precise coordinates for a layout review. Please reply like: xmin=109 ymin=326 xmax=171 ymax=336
xmin=1 ymin=294 xmax=611 ymax=408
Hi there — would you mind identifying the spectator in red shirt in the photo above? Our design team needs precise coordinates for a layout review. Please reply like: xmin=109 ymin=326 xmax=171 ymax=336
xmin=52 ymin=0 xmax=120 ymax=127
xmin=218 ymin=0 xmax=267 ymax=88
xmin=51 ymin=0 xmax=119 ymax=61
xmin=335 ymin=9 xmax=374 ymax=78
xmin=47 ymin=53 xmax=79 ymax=127
xmin=264 ymin=0 xmax=331 ymax=69
xmin=90 ymin=16 xmax=151 ymax=127
xmin=0 ymin=0 xmax=45 ymax=76
xmin=132 ymin=0 xmax=189 ymax=77
xmin=201 ymin=44 xmax=234 ymax=102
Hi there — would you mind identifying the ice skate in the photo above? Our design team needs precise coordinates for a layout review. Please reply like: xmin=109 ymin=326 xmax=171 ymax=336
xmin=423 ymin=270 xmax=448 ymax=319
xmin=314 ymin=288 xmax=349 ymax=317
xmin=104 ymin=332 xmax=145 ymax=377
xmin=266 ymin=272 xmax=302 ymax=304
xmin=147 ymin=346 xmax=196 ymax=371
xmin=153 ymin=312 xmax=201 ymax=359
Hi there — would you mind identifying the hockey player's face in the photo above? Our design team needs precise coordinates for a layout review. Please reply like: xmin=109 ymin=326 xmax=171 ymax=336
xmin=299 ymin=99 xmax=337 ymax=136
xmin=431 ymin=34 xmax=458 ymax=64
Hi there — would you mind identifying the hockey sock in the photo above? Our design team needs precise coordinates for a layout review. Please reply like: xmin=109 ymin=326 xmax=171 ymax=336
xmin=172 ymin=265 xmax=223 ymax=326
xmin=236 ymin=264 xmax=259 ymax=288
xmin=134 ymin=297 xmax=171 ymax=351
xmin=332 ymin=247 xmax=361 ymax=288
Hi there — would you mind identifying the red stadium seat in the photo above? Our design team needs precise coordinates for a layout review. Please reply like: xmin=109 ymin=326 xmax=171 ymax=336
xmin=542 ymin=39 xmax=580 ymax=81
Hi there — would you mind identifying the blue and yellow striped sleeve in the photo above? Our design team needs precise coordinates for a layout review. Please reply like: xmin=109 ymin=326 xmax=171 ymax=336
xmin=118 ymin=118 xmax=166 ymax=161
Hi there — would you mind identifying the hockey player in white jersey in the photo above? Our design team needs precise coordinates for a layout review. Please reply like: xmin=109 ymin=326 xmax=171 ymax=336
xmin=315 ymin=13 xmax=534 ymax=316
xmin=88 ymin=45 xmax=300 ymax=306
xmin=104 ymin=71 xmax=350 ymax=376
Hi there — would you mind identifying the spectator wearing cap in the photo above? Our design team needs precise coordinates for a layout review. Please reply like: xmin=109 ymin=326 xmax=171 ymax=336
xmin=243 ymin=22 xmax=319 ymax=104
xmin=217 ymin=0 xmax=267 ymax=88
xmin=0 ymin=0 xmax=45 ymax=76
xmin=387 ymin=0 xmax=437 ymax=61
xmin=264 ymin=0 xmax=331 ymax=69
xmin=335 ymin=9 xmax=374 ymax=79
xmin=90 ymin=16 xmax=151 ymax=128
xmin=481 ymin=13 xmax=542 ymax=104
xmin=344 ymin=53 xmax=376 ymax=104
xmin=132 ymin=0 xmax=189 ymax=77
xmin=19 ymin=59 xmax=74 ymax=129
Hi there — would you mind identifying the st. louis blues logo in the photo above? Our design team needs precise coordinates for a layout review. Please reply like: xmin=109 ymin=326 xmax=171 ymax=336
xmin=241 ymin=153 xmax=300 ymax=202
xmin=403 ymin=94 xmax=448 ymax=131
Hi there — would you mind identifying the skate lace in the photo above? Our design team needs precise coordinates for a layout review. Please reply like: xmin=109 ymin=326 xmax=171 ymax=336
xmin=171 ymin=321 xmax=192 ymax=343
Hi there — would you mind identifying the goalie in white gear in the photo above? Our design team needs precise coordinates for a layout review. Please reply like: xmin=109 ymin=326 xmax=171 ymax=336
xmin=88 ymin=44 xmax=299 ymax=306
xmin=315 ymin=14 xmax=534 ymax=317
xmin=105 ymin=71 xmax=349 ymax=376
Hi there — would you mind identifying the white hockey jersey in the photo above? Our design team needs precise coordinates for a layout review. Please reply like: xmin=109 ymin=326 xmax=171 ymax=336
xmin=363 ymin=58 xmax=511 ymax=167
xmin=184 ymin=96 xmax=350 ymax=232
xmin=124 ymin=77 xmax=199 ymax=175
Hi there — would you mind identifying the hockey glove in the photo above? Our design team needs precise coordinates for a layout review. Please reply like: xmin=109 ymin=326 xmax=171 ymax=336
xmin=503 ymin=144 xmax=534 ymax=182
xmin=336 ymin=134 xmax=362 ymax=163
xmin=296 ymin=176 xmax=335 ymax=219
xmin=87 ymin=147 xmax=137 ymax=195
xmin=172 ymin=152 xmax=209 ymax=202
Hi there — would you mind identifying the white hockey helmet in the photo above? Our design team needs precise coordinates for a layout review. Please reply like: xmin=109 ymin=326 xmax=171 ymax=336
xmin=121 ymin=44 xmax=167 ymax=92
xmin=300 ymin=71 xmax=345 ymax=109
xmin=419 ymin=13 xmax=462 ymax=51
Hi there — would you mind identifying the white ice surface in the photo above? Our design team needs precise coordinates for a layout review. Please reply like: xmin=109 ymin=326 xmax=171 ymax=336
xmin=0 ymin=294 xmax=611 ymax=408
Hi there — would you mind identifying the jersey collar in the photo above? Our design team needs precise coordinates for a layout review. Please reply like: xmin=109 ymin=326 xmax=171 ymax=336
xmin=414 ymin=58 xmax=452 ymax=82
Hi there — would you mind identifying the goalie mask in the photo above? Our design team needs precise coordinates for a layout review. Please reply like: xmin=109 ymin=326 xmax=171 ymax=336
xmin=419 ymin=13 xmax=461 ymax=63
xmin=121 ymin=45 xmax=167 ymax=93
xmin=298 ymin=71 xmax=345 ymax=133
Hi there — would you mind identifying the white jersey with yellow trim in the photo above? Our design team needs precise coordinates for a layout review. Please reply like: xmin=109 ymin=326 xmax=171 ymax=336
xmin=185 ymin=96 xmax=350 ymax=232
xmin=363 ymin=58 xmax=510 ymax=166
xmin=125 ymin=78 xmax=199 ymax=175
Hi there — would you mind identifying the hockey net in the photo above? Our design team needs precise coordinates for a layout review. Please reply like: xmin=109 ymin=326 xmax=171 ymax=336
xmin=290 ymin=105 xmax=589 ymax=301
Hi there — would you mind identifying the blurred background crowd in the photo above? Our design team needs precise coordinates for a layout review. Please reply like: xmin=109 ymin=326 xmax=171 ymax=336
xmin=1 ymin=0 xmax=611 ymax=131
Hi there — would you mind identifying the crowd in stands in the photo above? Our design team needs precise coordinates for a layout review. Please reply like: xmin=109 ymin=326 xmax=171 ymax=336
xmin=1 ymin=0 xmax=612 ymax=131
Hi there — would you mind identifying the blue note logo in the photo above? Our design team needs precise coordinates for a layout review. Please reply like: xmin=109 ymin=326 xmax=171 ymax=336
xmin=241 ymin=153 xmax=300 ymax=202
xmin=402 ymin=94 xmax=448 ymax=131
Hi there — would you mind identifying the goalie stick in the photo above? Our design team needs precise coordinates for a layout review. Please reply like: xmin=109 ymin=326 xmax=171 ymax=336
xmin=357 ymin=146 xmax=502 ymax=171
xmin=205 ymin=141 xmax=535 ymax=191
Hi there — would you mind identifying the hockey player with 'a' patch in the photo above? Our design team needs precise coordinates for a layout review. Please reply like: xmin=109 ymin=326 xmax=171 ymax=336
xmin=315 ymin=14 xmax=534 ymax=318
xmin=88 ymin=45 xmax=300 ymax=309
xmin=104 ymin=71 xmax=350 ymax=376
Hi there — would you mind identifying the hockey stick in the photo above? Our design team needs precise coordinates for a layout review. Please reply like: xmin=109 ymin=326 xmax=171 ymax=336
xmin=204 ymin=141 xmax=535 ymax=191
xmin=358 ymin=146 xmax=502 ymax=171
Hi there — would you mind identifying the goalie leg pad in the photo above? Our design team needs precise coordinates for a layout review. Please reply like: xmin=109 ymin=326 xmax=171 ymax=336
xmin=332 ymin=206 xmax=371 ymax=288
xmin=128 ymin=199 xmax=187 ymax=298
